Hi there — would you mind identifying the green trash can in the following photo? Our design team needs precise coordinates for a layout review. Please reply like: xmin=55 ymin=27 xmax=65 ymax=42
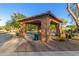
xmin=34 ymin=32 xmax=41 ymax=40
xmin=16 ymin=32 xmax=20 ymax=36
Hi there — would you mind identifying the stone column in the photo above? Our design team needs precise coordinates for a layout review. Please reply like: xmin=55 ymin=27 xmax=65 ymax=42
xmin=37 ymin=24 xmax=41 ymax=40
xmin=56 ymin=24 xmax=60 ymax=37
xmin=41 ymin=20 xmax=46 ymax=43
xmin=46 ymin=19 xmax=51 ymax=42
xmin=19 ymin=22 xmax=27 ymax=38
xmin=40 ymin=18 xmax=51 ymax=43
xmin=56 ymin=23 xmax=65 ymax=41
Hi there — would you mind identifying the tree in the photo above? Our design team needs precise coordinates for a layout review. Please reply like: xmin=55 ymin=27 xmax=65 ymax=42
xmin=50 ymin=24 xmax=56 ymax=31
xmin=67 ymin=3 xmax=79 ymax=31
xmin=67 ymin=25 xmax=77 ymax=31
xmin=5 ymin=13 xmax=26 ymax=31
xmin=11 ymin=13 xmax=26 ymax=29
xmin=28 ymin=24 xmax=37 ymax=31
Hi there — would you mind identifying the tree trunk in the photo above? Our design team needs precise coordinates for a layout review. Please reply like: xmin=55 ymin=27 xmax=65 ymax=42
xmin=76 ymin=3 xmax=79 ymax=10
xmin=76 ymin=3 xmax=79 ymax=30
xmin=67 ymin=3 xmax=79 ymax=30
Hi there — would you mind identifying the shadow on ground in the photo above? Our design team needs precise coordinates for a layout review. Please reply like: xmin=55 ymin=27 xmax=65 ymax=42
xmin=16 ymin=39 xmax=79 ymax=52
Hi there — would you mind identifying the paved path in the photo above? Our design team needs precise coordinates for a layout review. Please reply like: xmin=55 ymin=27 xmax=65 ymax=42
xmin=0 ymin=32 xmax=12 ymax=43
xmin=0 ymin=32 xmax=79 ymax=56
xmin=11 ymin=51 xmax=79 ymax=56
xmin=0 ymin=32 xmax=27 ymax=55
xmin=1 ymin=51 xmax=79 ymax=56
xmin=16 ymin=39 xmax=79 ymax=52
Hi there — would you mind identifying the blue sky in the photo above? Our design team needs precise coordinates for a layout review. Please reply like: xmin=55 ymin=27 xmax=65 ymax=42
xmin=0 ymin=3 xmax=73 ymax=26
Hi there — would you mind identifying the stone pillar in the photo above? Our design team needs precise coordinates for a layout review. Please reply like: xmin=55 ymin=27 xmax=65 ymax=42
xmin=40 ymin=18 xmax=51 ymax=43
xmin=41 ymin=21 xmax=46 ymax=43
xmin=38 ymin=24 xmax=41 ymax=32
xmin=46 ymin=19 xmax=51 ymax=42
xmin=19 ymin=22 xmax=27 ymax=38
xmin=37 ymin=24 xmax=41 ymax=40
xmin=56 ymin=23 xmax=65 ymax=41
xmin=23 ymin=23 xmax=27 ymax=38
xmin=56 ymin=24 xmax=60 ymax=37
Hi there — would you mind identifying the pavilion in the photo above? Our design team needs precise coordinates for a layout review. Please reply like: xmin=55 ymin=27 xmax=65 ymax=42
xmin=18 ymin=11 xmax=63 ymax=43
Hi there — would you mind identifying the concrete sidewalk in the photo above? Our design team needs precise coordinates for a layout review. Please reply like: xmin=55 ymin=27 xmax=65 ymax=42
xmin=0 ymin=51 xmax=79 ymax=56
